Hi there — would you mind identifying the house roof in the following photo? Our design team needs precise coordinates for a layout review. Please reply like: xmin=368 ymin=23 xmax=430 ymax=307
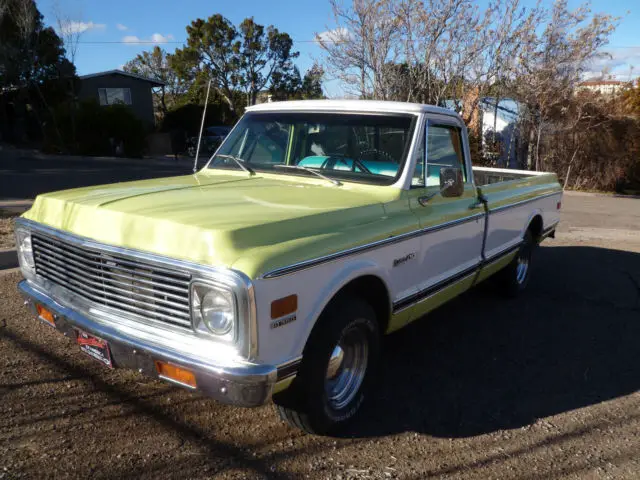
xmin=247 ymin=99 xmax=458 ymax=117
xmin=79 ymin=69 xmax=165 ymax=86
xmin=579 ymin=80 xmax=624 ymax=86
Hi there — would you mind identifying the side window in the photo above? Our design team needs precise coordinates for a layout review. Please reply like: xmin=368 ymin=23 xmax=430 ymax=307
xmin=411 ymin=132 xmax=425 ymax=187
xmin=426 ymin=125 xmax=466 ymax=186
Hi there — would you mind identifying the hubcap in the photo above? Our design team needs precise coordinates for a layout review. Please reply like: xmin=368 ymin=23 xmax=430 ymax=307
xmin=516 ymin=248 xmax=530 ymax=285
xmin=325 ymin=326 xmax=369 ymax=410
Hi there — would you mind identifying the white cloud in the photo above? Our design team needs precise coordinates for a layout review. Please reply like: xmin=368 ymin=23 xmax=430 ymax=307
xmin=122 ymin=33 xmax=174 ymax=45
xmin=585 ymin=46 xmax=640 ymax=80
xmin=58 ymin=20 xmax=106 ymax=35
xmin=315 ymin=27 xmax=349 ymax=45
xmin=150 ymin=33 xmax=174 ymax=43
xmin=116 ymin=23 xmax=128 ymax=31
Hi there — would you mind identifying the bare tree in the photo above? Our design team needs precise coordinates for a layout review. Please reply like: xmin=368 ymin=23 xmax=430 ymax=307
xmin=52 ymin=1 xmax=83 ymax=66
xmin=316 ymin=0 xmax=402 ymax=99
xmin=510 ymin=0 xmax=618 ymax=170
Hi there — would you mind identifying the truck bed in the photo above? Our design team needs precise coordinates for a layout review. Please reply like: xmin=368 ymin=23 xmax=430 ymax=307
xmin=473 ymin=166 xmax=549 ymax=186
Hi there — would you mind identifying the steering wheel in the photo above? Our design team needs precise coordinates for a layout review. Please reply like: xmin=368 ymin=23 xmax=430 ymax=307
xmin=358 ymin=148 xmax=396 ymax=164
xmin=324 ymin=153 xmax=372 ymax=174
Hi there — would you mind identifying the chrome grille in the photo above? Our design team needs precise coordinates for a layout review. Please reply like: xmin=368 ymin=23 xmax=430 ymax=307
xmin=31 ymin=233 xmax=192 ymax=329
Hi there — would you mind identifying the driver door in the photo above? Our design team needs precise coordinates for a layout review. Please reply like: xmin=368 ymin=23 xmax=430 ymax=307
xmin=402 ymin=118 xmax=485 ymax=319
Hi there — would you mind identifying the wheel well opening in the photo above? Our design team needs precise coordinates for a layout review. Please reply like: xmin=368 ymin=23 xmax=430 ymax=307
xmin=528 ymin=214 xmax=543 ymax=242
xmin=334 ymin=275 xmax=391 ymax=334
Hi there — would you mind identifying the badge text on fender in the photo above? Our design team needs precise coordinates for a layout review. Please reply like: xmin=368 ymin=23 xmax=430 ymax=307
xmin=271 ymin=314 xmax=297 ymax=329
xmin=393 ymin=252 xmax=416 ymax=267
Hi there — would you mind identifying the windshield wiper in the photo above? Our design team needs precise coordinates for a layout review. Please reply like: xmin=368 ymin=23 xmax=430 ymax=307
xmin=214 ymin=154 xmax=255 ymax=176
xmin=274 ymin=164 xmax=342 ymax=186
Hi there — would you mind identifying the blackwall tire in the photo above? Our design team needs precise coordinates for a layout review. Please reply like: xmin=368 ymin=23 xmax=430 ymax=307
xmin=274 ymin=297 xmax=380 ymax=435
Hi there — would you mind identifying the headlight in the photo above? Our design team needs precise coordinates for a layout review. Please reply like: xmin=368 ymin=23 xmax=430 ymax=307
xmin=200 ymin=290 xmax=234 ymax=335
xmin=15 ymin=228 xmax=35 ymax=273
xmin=191 ymin=282 xmax=236 ymax=341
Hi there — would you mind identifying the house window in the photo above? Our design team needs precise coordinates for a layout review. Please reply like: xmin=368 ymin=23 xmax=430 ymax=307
xmin=98 ymin=88 xmax=132 ymax=106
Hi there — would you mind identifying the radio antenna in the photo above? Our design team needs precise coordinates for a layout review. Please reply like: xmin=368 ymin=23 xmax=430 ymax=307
xmin=193 ymin=79 xmax=212 ymax=173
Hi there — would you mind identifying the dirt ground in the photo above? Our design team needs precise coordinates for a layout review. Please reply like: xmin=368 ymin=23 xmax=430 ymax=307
xmin=1 ymin=193 xmax=639 ymax=479
xmin=0 ymin=210 xmax=18 ymax=249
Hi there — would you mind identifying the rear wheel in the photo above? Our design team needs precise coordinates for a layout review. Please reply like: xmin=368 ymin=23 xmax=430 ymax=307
xmin=274 ymin=297 xmax=380 ymax=435
xmin=496 ymin=229 xmax=535 ymax=297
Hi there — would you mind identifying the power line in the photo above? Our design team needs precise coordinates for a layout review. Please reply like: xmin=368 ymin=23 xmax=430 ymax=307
xmin=70 ymin=40 xmax=640 ymax=48
xmin=72 ymin=39 xmax=332 ymax=45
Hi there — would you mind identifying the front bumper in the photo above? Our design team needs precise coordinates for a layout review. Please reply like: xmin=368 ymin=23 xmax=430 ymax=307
xmin=19 ymin=280 xmax=277 ymax=407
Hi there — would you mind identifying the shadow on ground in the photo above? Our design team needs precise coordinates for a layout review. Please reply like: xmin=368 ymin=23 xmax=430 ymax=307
xmin=344 ymin=245 xmax=640 ymax=438
xmin=2 ymin=243 xmax=639 ymax=477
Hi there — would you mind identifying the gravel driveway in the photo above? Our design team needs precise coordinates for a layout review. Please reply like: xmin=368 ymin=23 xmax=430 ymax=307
xmin=1 ymin=193 xmax=639 ymax=479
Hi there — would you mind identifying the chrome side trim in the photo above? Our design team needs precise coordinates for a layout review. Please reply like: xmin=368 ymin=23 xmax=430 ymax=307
xmin=488 ymin=191 xmax=561 ymax=213
xmin=393 ymin=264 xmax=479 ymax=313
xmin=16 ymin=218 xmax=259 ymax=360
xmin=483 ymin=242 xmax=522 ymax=265
xmin=392 ymin=242 xmax=522 ymax=313
xmin=260 ymin=212 xmax=485 ymax=279
xmin=541 ymin=220 xmax=560 ymax=240
xmin=276 ymin=357 xmax=302 ymax=381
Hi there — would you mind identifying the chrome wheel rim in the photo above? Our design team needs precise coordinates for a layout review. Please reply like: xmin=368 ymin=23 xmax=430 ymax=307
xmin=516 ymin=249 xmax=530 ymax=285
xmin=325 ymin=326 xmax=369 ymax=410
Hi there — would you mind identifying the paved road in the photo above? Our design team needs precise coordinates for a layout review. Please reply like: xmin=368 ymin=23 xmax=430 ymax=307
xmin=0 ymin=155 xmax=193 ymax=201
xmin=0 ymin=194 xmax=639 ymax=479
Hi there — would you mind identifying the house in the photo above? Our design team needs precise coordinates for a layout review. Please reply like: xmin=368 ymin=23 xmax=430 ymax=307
xmin=577 ymin=79 xmax=627 ymax=95
xmin=78 ymin=70 xmax=164 ymax=126
xmin=444 ymin=95 xmax=525 ymax=168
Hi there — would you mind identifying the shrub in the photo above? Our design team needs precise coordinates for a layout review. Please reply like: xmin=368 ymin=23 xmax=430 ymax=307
xmin=44 ymin=100 xmax=148 ymax=157
xmin=75 ymin=101 xmax=147 ymax=157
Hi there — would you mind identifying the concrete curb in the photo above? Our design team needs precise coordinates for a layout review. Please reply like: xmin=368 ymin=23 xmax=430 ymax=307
xmin=1 ymin=146 xmax=198 ymax=168
xmin=563 ymin=190 xmax=640 ymax=200
xmin=0 ymin=248 xmax=18 ymax=270
xmin=0 ymin=200 xmax=33 ymax=212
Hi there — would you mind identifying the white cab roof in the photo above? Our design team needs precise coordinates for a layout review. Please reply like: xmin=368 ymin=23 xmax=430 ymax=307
xmin=246 ymin=99 xmax=458 ymax=117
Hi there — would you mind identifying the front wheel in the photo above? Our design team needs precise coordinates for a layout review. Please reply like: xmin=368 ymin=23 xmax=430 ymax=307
xmin=274 ymin=297 xmax=380 ymax=435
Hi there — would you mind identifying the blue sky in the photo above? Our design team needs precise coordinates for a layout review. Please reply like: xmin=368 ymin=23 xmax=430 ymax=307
xmin=37 ymin=0 xmax=639 ymax=96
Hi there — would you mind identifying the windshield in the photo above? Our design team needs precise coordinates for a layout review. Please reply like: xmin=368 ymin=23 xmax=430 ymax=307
xmin=207 ymin=112 xmax=416 ymax=185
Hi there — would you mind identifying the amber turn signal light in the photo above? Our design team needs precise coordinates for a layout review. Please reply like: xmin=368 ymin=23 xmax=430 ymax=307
xmin=271 ymin=294 xmax=298 ymax=319
xmin=154 ymin=361 xmax=197 ymax=388
xmin=36 ymin=304 xmax=55 ymax=327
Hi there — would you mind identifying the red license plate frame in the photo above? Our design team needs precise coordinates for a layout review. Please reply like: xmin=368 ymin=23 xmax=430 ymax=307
xmin=75 ymin=329 xmax=113 ymax=369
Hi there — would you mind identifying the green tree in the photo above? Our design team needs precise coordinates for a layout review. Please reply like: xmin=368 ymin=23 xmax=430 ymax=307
xmin=170 ymin=14 xmax=298 ymax=115
xmin=300 ymin=64 xmax=324 ymax=99
xmin=0 ymin=0 xmax=75 ymax=146
xmin=123 ymin=46 xmax=185 ymax=114
xmin=269 ymin=64 xmax=324 ymax=101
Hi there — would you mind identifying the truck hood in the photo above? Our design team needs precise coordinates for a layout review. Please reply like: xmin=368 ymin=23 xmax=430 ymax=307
xmin=23 ymin=170 xmax=405 ymax=278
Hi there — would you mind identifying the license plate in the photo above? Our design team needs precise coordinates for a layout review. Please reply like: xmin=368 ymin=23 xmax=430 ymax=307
xmin=75 ymin=329 xmax=113 ymax=369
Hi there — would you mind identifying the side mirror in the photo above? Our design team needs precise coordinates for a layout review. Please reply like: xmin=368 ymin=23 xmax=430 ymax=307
xmin=440 ymin=167 xmax=464 ymax=197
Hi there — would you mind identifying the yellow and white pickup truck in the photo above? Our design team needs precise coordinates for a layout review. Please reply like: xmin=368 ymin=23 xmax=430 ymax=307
xmin=15 ymin=100 xmax=562 ymax=434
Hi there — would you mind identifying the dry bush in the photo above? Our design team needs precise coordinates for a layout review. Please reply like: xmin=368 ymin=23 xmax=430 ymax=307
xmin=542 ymin=95 xmax=640 ymax=192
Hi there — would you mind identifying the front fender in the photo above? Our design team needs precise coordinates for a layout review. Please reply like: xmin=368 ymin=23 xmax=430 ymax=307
xmin=252 ymin=258 xmax=392 ymax=367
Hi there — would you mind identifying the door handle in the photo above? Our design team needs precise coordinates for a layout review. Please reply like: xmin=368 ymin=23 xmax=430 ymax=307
xmin=418 ymin=194 xmax=436 ymax=207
